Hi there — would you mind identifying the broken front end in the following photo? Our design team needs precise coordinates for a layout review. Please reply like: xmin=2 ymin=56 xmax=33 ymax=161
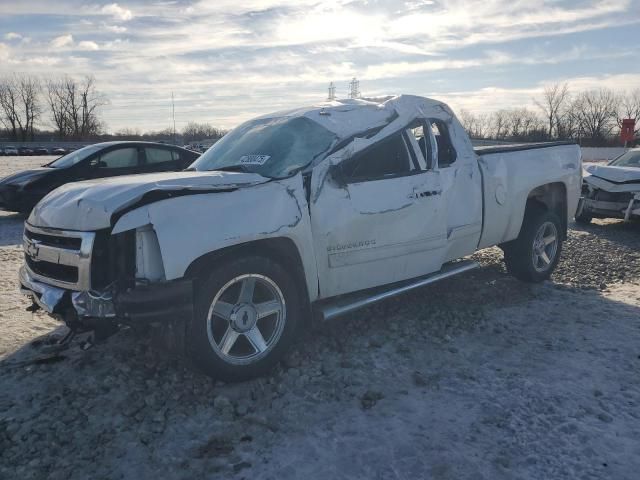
xmin=577 ymin=171 xmax=640 ymax=222
xmin=19 ymin=223 xmax=192 ymax=337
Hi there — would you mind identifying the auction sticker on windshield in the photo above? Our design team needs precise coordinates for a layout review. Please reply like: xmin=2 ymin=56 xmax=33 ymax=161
xmin=239 ymin=155 xmax=270 ymax=165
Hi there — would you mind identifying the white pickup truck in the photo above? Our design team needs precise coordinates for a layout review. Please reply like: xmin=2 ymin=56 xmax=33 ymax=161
xmin=19 ymin=95 xmax=581 ymax=380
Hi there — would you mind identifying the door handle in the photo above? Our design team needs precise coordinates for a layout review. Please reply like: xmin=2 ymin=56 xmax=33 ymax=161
xmin=409 ymin=190 xmax=441 ymax=199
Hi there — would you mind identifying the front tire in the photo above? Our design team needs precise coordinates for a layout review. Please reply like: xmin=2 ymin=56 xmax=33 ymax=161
xmin=574 ymin=210 xmax=592 ymax=225
xmin=187 ymin=256 xmax=302 ymax=381
xmin=503 ymin=207 xmax=563 ymax=283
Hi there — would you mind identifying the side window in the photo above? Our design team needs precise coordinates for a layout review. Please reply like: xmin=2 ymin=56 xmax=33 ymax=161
xmin=92 ymin=148 xmax=139 ymax=169
xmin=407 ymin=121 xmax=432 ymax=170
xmin=430 ymin=120 xmax=457 ymax=167
xmin=341 ymin=134 xmax=412 ymax=181
xmin=411 ymin=125 xmax=428 ymax=160
xmin=146 ymin=147 xmax=177 ymax=164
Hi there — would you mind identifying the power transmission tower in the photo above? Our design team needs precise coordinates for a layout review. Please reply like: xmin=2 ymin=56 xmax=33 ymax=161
xmin=171 ymin=92 xmax=176 ymax=144
xmin=348 ymin=77 xmax=360 ymax=99
xmin=327 ymin=82 xmax=336 ymax=101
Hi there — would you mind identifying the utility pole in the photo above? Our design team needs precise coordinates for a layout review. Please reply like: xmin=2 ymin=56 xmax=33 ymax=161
xmin=348 ymin=77 xmax=360 ymax=99
xmin=327 ymin=82 xmax=336 ymax=101
xmin=171 ymin=91 xmax=176 ymax=144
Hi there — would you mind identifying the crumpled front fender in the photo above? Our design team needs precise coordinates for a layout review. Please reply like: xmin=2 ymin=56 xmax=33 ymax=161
xmin=111 ymin=173 xmax=319 ymax=301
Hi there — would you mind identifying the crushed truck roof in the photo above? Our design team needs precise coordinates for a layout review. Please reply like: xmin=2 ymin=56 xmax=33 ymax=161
xmin=255 ymin=95 xmax=452 ymax=141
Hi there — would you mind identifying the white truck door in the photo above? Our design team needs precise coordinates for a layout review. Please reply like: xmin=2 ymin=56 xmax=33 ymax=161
xmin=310 ymin=127 xmax=448 ymax=298
xmin=427 ymin=118 xmax=483 ymax=261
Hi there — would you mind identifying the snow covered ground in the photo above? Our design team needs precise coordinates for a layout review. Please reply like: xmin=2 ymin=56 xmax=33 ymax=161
xmin=1 ymin=156 xmax=640 ymax=479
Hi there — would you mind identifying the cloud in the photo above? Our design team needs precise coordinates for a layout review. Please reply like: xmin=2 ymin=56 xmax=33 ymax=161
xmin=0 ymin=43 xmax=9 ymax=61
xmin=78 ymin=40 xmax=99 ymax=51
xmin=4 ymin=32 xmax=22 ymax=40
xmin=1 ymin=0 xmax=637 ymax=132
xmin=50 ymin=34 xmax=73 ymax=48
xmin=101 ymin=3 xmax=133 ymax=21
xmin=103 ymin=24 xmax=127 ymax=33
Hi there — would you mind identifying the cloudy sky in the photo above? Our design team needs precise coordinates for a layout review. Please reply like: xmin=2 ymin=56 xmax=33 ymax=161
xmin=0 ymin=0 xmax=638 ymax=132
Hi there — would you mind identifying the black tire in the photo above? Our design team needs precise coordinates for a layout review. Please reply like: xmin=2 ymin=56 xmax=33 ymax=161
xmin=503 ymin=207 xmax=563 ymax=283
xmin=187 ymin=256 xmax=302 ymax=382
xmin=574 ymin=210 xmax=592 ymax=225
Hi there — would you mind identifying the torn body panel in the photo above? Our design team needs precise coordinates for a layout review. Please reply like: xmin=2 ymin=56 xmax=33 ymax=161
xmin=111 ymin=173 xmax=319 ymax=301
xmin=310 ymin=168 xmax=448 ymax=298
xmin=580 ymin=163 xmax=640 ymax=221
xmin=28 ymin=170 xmax=268 ymax=231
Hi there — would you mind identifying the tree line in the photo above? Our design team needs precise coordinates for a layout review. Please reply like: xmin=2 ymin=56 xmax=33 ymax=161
xmin=0 ymin=74 xmax=106 ymax=141
xmin=0 ymin=74 xmax=225 ymax=144
xmin=459 ymin=84 xmax=640 ymax=146
xmin=112 ymin=122 xmax=226 ymax=144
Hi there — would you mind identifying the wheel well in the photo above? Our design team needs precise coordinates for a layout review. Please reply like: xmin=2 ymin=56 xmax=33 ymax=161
xmin=525 ymin=182 xmax=568 ymax=238
xmin=184 ymin=238 xmax=311 ymax=308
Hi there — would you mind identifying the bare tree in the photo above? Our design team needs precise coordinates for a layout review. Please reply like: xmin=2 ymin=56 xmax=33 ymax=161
xmin=458 ymin=109 xmax=478 ymax=137
xmin=535 ymin=83 xmax=570 ymax=138
xmin=572 ymin=88 xmax=619 ymax=140
xmin=505 ymin=108 xmax=545 ymax=140
xmin=46 ymin=78 xmax=69 ymax=138
xmin=0 ymin=76 xmax=21 ymax=140
xmin=489 ymin=110 xmax=510 ymax=139
xmin=18 ymin=75 xmax=42 ymax=140
xmin=78 ymin=76 xmax=106 ymax=137
xmin=113 ymin=127 xmax=142 ymax=140
xmin=182 ymin=122 xmax=225 ymax=143
xmin=45 ymin=75 xmax=107 ymax=139
xmin=617 ymin=89 xmax=640 ymax=134
xmin=0 ymin=75 xmax=42 ymax=141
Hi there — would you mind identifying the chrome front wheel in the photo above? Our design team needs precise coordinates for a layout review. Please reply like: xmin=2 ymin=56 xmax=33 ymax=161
xmin=207 ymin=274 xmax=286 ymax=365
xmin=188 ymin=255 xmax=301 ymax=381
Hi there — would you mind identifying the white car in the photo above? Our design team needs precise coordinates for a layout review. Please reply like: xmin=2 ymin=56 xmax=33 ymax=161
xmin=576 ymin=148 xmax=640 ymax=223
xmin=20 ymin=95 xmax=582 ymax=381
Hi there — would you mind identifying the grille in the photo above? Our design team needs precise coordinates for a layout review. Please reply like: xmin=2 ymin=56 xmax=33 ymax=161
xmin=24 ymin=228 xmax=82 ymax=250
xmin=26 ymin=256 xmax=78 ymax=283
xmin=23 ymin=224 xmax=95 ymax=290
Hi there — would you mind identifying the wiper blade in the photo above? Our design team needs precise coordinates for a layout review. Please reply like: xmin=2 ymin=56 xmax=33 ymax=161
xmin=214 ymin=165 xmax=251 ymax=173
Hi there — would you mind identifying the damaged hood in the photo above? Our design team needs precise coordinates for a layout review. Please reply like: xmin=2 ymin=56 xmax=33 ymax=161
xmin=584 ymin=163 xmax=640 ymax=184
xmin=28 ymin=170 xmax=269 ymax=231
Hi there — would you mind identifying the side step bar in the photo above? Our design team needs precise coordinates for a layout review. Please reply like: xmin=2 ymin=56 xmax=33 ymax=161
xmin=318 ymin=260 xmax=479 ymax=321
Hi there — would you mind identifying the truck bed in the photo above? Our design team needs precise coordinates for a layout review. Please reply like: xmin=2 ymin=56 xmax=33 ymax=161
xmin=474 ymin=141 xmax=576 ymax=156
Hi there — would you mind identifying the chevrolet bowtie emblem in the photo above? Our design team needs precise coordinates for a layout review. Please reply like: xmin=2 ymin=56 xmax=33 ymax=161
xmin=24 ymin=239 xmax=40 ymax=260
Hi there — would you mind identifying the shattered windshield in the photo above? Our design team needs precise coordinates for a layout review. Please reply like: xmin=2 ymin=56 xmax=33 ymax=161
xmin=610 ymin=150 xmax=640 ymax=168
xmin=49 ymin=145 xmax=104 ymax=168
xmin=190 ymin=116 xmax=338 ymax=178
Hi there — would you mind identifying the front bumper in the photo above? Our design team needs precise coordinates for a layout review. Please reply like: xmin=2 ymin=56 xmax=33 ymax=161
xmin=20 ymin=265 xmax=193 ymax=326
xmin=579 ymin=193 xmax=640 ymax=221
xmin=0 ymin=185 xmax=41 ymax=212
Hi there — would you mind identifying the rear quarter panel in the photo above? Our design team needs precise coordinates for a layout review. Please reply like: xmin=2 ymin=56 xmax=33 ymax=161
xmin=477 ymin=144 xmax=581 ymax=248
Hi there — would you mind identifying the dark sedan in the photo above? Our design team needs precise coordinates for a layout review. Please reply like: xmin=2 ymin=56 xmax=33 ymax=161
xmin=0 ymin=141 xmax=200 ymax=214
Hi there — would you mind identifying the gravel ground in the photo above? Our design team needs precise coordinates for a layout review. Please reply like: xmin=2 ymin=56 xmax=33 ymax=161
xmin=1 ymin=157 xmax=640 ymax=479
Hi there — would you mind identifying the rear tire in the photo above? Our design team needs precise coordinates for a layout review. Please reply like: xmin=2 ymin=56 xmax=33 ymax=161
xmin=503 ymin=207 xmax=563 ymax=283
xmin=187 ymin=256 xmax=302 ymax=382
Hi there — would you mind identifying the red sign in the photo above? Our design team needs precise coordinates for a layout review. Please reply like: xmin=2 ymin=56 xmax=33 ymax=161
xmin=621 ymin=118 xmax=636 ymax=143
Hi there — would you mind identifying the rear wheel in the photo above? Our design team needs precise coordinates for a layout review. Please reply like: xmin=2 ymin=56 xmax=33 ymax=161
xmin=187 ymin=256 xmax=301 ymax=381
xmin=503 ymin=207 xmax=563 ymax=283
